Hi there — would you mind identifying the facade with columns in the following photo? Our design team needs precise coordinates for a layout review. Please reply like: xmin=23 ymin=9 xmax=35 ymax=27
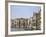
xmin=11 ymin=9 xmax=41 ymax=30
xmin=11 ymin=18 xmax=32 ymax=29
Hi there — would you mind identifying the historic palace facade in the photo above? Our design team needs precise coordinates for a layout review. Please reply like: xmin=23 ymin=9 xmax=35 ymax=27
xmin=11 ymin=9 xmax=41 ymax=30
xmin=11 ymin=18 xmax=32 ymax=30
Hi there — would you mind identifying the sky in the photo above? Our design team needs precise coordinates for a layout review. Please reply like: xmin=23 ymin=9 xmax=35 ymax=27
xmin=11 ymin=5 xmax=41 ymax=19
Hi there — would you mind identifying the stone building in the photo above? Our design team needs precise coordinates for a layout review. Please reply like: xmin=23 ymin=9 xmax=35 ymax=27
xmin=36 ymin=10 xmax=41 ymax=30
xmin=11 ymin=19 xmax=16 ymax=28
xmin=11 ymin=9 xmax=41 ymax=30
xmin=11 ymin=18 xmax=32 ymax=29
xmin=31 ymin=9 xmax=41 ymax=30
xmin=31 ymin=13 xmax=36 ymax=30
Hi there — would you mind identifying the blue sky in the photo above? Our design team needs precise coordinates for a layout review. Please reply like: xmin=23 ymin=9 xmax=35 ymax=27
xmin=11 ymin=5 xmax=41 ymax=19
